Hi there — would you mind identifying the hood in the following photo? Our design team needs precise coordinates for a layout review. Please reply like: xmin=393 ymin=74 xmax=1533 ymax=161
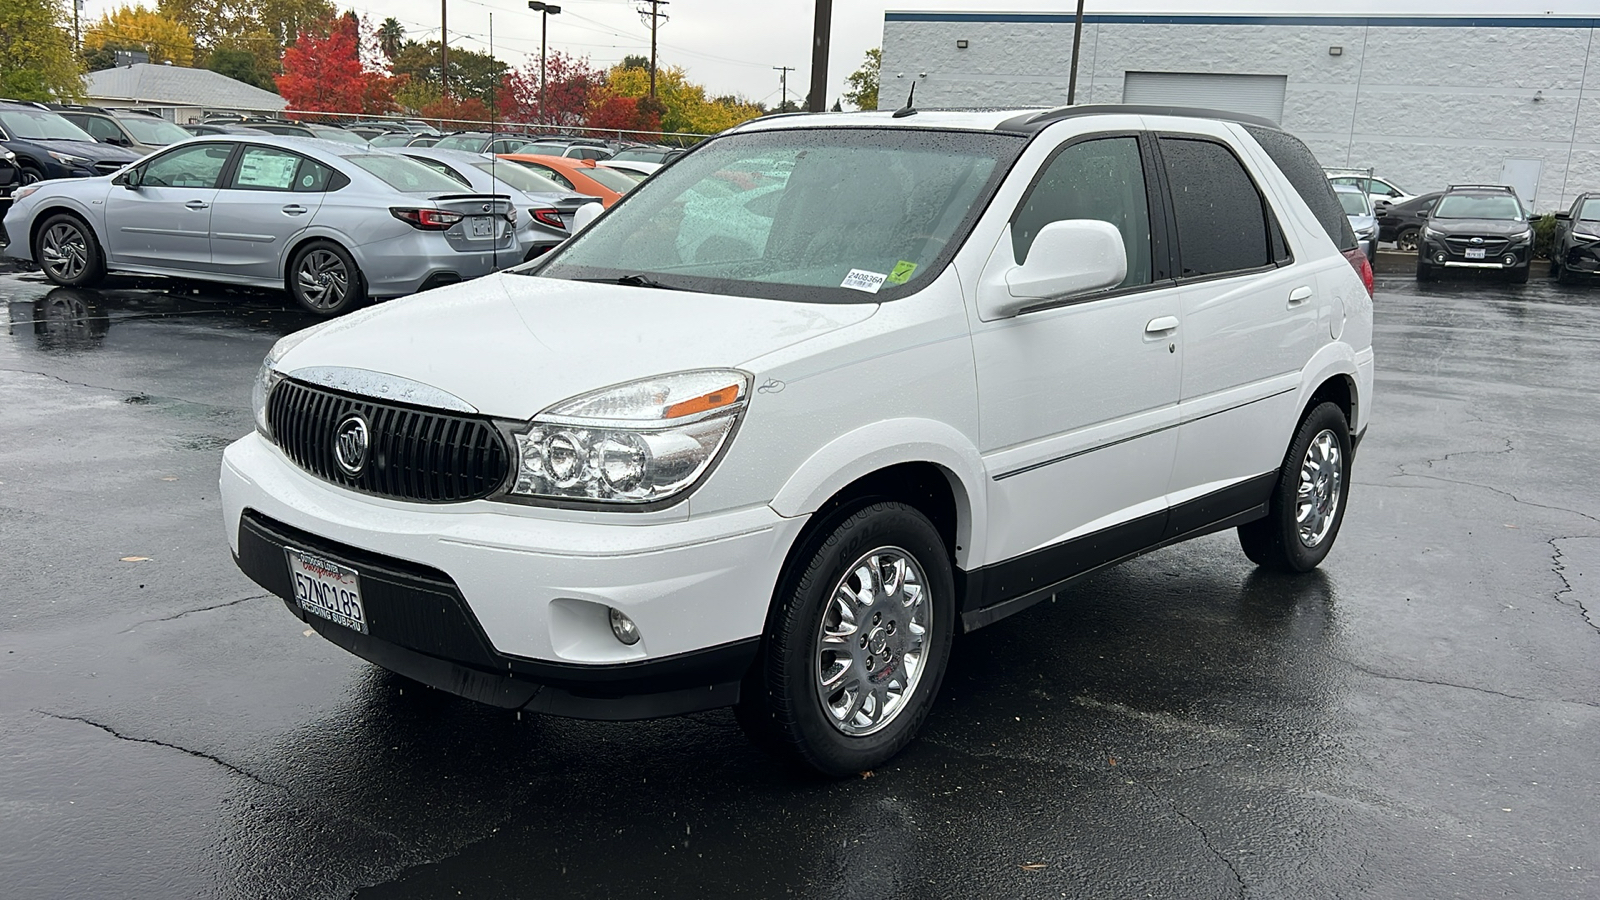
xmin=1346 ymin=213 xmax=1376 ymax=232
xmin=275 ymin=273 xmax=878 ymax=420
xmin=36 ymin=138 xmax=141 ymax=162
xmin=1426 ymin=217 xmax=1532 ymax=237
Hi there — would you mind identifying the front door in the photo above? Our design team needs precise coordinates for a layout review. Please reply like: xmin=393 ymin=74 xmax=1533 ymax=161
xmin=103 ymin=142 xmax=233 ymax=272
xmin=970 ymin=134 xmax=1181 ymax=589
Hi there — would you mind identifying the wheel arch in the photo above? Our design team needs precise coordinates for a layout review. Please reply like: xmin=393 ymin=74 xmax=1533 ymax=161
xmin=282 ymin=232 xmax=360 ymax=287
xmin=1296 ymin=344 xmax=1362 ymax=436
xmin=29 ymin=204 xmax=102 ymax=257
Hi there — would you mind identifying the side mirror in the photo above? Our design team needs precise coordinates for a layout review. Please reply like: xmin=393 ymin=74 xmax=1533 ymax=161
xmin=570 ymin=201 xmax=604 ymax=235
xmin=1555 ymin=211 xmax=1571 ymax=220
xmin=1417 ymin=209 xmax=1428 ymax=219
xmin=981 ymin=219 xmax=1127 ymax=319
xmin=118 ymin=167 xmax=142 ymax=189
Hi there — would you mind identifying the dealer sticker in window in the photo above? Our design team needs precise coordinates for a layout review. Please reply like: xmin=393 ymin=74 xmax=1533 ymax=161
xmin=887 ymin=260 xmax=918 ymax=285
xmin=841 ymin=269 xmax=887 ymax=293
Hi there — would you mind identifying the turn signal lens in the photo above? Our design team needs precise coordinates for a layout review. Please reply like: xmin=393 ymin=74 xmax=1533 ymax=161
xmin=665 ymin=384 xmax=742 ymax=419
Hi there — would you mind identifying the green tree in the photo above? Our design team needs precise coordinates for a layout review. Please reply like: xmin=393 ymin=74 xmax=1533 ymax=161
xmin=391 ymin=40 xmax=506 ymax=106
xmin=843 ymin=46 xmax=879 ymax=111
xmin=206 ymin=46 xmax=275 ymax=91
xmin=85 ymin=4 xmax=194 ymax=66
xmin=620 ymin=54 xmax=649 ymax=70
xmin=82 ymin=42 xmax=143 ymax=72
xmin=0 ymin=0 xmax=85 ymax=100
xmin=376 ymin=17 xmax=403 ymax=60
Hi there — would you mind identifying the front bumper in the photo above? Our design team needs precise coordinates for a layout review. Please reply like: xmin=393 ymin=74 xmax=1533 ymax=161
xmin=1421 ymin=235 xmax=1530 ymax=269
xmin=1558 ymin=239 xmax=1600 ymax=273
xmin=221 ymin=433 xmax=806 ymax=718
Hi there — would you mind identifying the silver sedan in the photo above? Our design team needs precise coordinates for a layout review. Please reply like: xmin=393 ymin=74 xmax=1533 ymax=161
xmin=391 ymin=146 xmax=598 ymax=261
xmin=0 ymin=135 xmax=521 ymax=315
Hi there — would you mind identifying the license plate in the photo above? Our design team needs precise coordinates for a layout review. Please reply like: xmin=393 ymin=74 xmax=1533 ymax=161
xmin=468 ymin=216 xmax=495 ymax=240
xmin=1465 ymin=248 xmax=1486 ymax=259
xmin=286 ymin=548 xmax=368 ymax=634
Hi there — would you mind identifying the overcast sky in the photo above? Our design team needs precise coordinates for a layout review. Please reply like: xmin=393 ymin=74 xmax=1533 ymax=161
xmin=78 ymin=1 xmax=1600 ymax=106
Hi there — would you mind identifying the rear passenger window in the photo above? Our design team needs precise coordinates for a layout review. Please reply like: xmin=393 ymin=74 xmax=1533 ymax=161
xmin=1012 ymin=136 xmax=1152 ymax=288
xmin=1243 ymin=125 xmax=1358 ymax=252
xmin=232 ymin=147 xmax=304 ymax=191
xmin=1158 ymin=138 xmax=1272 ymax=278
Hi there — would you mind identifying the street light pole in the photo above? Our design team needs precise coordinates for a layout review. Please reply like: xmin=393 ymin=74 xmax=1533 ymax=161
xmin=529 ymin=2 xmax=562 ymax=127
xmin=1067 ymin=0 xmax=1086 ymax=105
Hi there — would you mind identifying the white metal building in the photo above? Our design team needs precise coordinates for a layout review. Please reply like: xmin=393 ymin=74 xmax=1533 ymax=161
xmin=85 ymin=64 xmax=287 ymax=126
xmin=880 ymin=11 xmax=1600 ymax=210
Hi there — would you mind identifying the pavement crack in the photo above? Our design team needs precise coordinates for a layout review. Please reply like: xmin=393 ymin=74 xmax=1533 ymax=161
xmin=1549 ymin=537 xmax=1600 ymax=635
xmin=1388 ymin=472 xmax=1600 ymax=525
xmin=1395 ymin=437 xmax=1515 ymax=478
xmin=119 ymin=593 xmax=271 ymax=633
xmin=1337 ymin=659 xmax=1600 ymax=709
xmin=0 ymin=367 xmax=234 ymax=412
xmin=1135 ymin=780 xmax=1248 ymax=898
xmin=35 ymin=710 xmax=287 ymax=789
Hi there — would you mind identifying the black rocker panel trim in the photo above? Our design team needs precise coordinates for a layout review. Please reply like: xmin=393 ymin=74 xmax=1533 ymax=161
xmin=959 ymin=472 xmax=1276 ymax=631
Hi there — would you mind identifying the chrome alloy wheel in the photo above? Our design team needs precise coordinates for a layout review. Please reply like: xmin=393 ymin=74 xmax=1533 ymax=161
xmin=296 ymin=248 xmax=350 ymax=310
xmin=1296 ymin=428 xmax=1343 ymax=548
xmin=815 ymin=546 xmax=931 ymax=737
xmin=40 ymin=222 xmax=89 ymax=281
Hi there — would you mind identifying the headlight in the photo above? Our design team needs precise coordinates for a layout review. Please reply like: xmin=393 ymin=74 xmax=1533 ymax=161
xmin=505 ymin=369 xmax=750 ymax=505
xmin=12 ymin=183 xmax=42 ymax=203
xmin=1574 ymin=230 xmax=1600 ymax=241
xmin=1509 ymin=230 xmax=1533 ymax=245
xmin=252 ymin=328 xmax=324 ymax=438
xmin=1423 ymin=226 xmax=1443 ymax=240
xmin=47 ymin=150 xmax=90 ymax=167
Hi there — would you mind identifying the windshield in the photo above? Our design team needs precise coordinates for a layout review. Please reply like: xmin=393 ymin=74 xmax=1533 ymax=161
xmin=1434 ymin=194 xmax=1523 ymax=220
xmin=535 ymin=127 xmax=1023 ymax=303
xmin=1578 ymin=199 xmax=1600 ymax=221
xmin=367 ymin=133 xmax=412 ymax=147
xmin=578 ymin=164 xmax=642 ymax=193
xmin=434 ymin=133 xmax=489 ymax=151
xmin=612 ymin=147 xmax=671 ymax=163
xmin=312 ymin=127 xmax=367 ymax=145
xmin=119 ymin=116 xmax=192 ymax=145
xmin=0 ymin=109 xmax=96 ymax=141
xmin=348 ymin=154 xmax=471 ymax=192
xmin=1336 ymin=191 xmax=1371 ymax=216
xmin=469 ymin=160 xmax=568 ymax=194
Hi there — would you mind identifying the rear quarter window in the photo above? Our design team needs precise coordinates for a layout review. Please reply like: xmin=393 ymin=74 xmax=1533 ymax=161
xmin=1243 ymin=125 xmax=1358 ymax=253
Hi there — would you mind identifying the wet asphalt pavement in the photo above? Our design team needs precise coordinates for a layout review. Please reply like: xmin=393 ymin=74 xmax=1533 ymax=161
xmin=1 ymin=254 xmax=1597 ymax=899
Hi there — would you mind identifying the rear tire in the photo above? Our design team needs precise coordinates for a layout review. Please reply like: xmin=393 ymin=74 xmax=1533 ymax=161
xmin=1396 ymin=227 xmax=1420 ymax=253
xmin=736 ymin=501 xmax=955 ymax=777
xmin=1238 ymin=402 xmax=1352 ymax=573
xmin=288 ymin=241 xmax=364 ymax=316
xmin=33 ymin=213 xmax=106 ymax=288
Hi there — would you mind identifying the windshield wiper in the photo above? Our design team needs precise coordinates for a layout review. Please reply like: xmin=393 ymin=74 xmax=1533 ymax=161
xmin=584 ymin=274 xmax=685 ymax=291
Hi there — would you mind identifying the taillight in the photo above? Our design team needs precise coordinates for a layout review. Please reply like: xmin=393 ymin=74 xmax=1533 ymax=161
xmin=391 ymin=207 xmax=464 ymax=230
xmin=1343 ymin=247 xmax=1374 ymax=298
xmin=532 ymin=207 xmax=566 ymax=230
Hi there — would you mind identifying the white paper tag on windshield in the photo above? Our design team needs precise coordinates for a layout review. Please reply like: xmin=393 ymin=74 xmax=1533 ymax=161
xmin=840 ymin=269 xmax=888 ymax=294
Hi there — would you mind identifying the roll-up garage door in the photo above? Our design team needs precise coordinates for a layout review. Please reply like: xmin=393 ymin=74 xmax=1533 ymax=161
xmin=1122 ymin=72 xmax=1288 ymax=124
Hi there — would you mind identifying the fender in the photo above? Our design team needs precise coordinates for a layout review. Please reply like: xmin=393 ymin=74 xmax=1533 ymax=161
xmin=767 ymin=417 xmax=989 ymax=569
xmin=1297 ymin=341 xmax=1363 ymax=431
xmin=26 ymin=198 xmax=107 ymax=251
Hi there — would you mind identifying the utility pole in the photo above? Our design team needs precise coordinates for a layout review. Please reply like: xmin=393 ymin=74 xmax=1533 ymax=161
xmin=1066 ymin=0 xmax=1086 ymax=105
xmin=807 ymin=0 xmax=832 ymax=112
xmin=441 ymin=0 xmax=450 ymax=99
xmin=529 ymin=2 xmax=563 ymax=126
xmin=638 ymin=0 xmax=669 ymax=99
xmin=774 ymin=66 xmax=795 ymax=112
xmin=73 ymin=0 xmax=83 ymax=50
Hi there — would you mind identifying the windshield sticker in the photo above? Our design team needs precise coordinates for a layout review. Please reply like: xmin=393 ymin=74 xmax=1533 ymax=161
xmin=841 ymin=269 xmax=887 ymax=293
xmin=887 ymin=261 xmax=918 ymax=285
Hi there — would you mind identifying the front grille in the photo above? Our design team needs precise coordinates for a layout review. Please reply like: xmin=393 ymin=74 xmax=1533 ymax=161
xmin=1444 ymin=235 xmax=1510 ymax=255
xmin=92 ymin=161 xmax=124 ymax=175
xmin=267 ymin=379 xmax=510 ymax=503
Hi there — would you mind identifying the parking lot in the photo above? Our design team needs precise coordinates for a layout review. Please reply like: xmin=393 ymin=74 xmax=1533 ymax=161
xmin=1 ymin=251 xmax=1597 ymax=899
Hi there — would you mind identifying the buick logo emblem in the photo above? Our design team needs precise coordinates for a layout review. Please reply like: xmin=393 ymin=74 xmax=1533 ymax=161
xmin=333 ymin=412 xmax=370 ymax=476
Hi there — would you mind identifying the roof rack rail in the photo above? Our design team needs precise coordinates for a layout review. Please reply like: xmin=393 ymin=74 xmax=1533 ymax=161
xmin=996 ymin=103 xmax=1281 ymax=134
xmin=1445 ymin=183 xmax=1517 ymax=193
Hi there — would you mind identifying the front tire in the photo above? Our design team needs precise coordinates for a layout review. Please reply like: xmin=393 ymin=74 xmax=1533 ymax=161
xmin=19 ymin=164 xmax=45 ymax=186
xmin=33 ymin=214 xmax=106 ymax=288
xmin=1507 ymin=264 xmax=1530 ymax=284
xmin=288 ymin=241 xmax=364 ymax=316
xmin=736 ymin=502 xmax=955 ymax=777
xmin=1415 ymin=257 xmax=1436 ymax=282
xmin=1238 ymin=402 xmax=1352 ymax=573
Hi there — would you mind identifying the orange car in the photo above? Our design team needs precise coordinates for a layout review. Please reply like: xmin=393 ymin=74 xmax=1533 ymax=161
xmin=496 ymin=153 xmax=637 ymax=207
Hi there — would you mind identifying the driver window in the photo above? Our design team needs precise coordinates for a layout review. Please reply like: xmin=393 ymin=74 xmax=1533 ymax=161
xmin=142 ymin=143 xmax=232 ymax=188
xmin=1011 ymin=136 xmax=1152 ymax=288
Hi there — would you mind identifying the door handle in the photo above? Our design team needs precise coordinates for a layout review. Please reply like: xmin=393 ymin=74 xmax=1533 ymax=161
xmin=1288 ymin=286 xmax=1314 ymax=306
xmin=281 ymin=204 xmax=308 ymax=215
xmin=185 ymin=200 xmax=209 ymax=210
xmin=1144 ymin=316 xmax=1179 ymax=334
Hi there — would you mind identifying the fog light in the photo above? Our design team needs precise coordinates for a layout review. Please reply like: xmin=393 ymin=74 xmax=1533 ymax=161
xmin=1434 ymin=252 xmax=1447 ymax=264
xmin=608 ymin=607 xmax=640 ymax=645
xmin=1503 ymin=255 xmax=1516 ymax=266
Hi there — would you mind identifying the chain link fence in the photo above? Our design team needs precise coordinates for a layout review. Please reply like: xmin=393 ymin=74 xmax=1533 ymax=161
xmin=281 ymin=108 xmax=710 ymax=148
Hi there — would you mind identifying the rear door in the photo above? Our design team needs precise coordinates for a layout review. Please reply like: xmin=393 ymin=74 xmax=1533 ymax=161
xmin=1156 ymin=126 xmax=1330 ymax=529
xmin=103 ymin=142 xmax=233 ymax=271
xmin=209 ymin=144 xmax=334 ymax=282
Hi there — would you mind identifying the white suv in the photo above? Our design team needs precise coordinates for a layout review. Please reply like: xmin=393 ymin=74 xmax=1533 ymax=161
xmin=222 ymin=106 xmax=1375 ymax=776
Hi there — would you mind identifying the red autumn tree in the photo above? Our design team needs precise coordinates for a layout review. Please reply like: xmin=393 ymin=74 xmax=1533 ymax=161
xmin=586 ymin=95 xmax=661 ymax=134
xmin=276 ymin=14 xmax=401 ymax=116
xmin=419 ymin=95 xmax=493 ymax=131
